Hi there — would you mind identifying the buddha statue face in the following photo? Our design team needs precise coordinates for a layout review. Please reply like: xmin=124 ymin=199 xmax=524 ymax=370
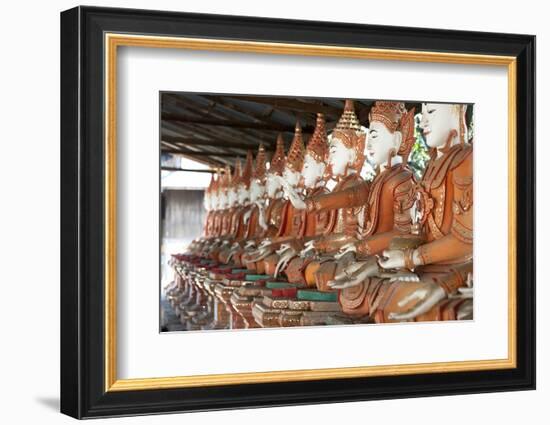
xmin=250 ymin=179 xmax=265 ymax=203
xmin=218 ymin=190 xmax=228 ymax=209
xmin=302 ymin=153 xmax=325 ymax=188
xmin=203 ymin=191 xmax=211 ymax=211
xmin=367 ymin=121 xmax=402 ymax=167
xmin=227 ymin=186 xmax=238 ymax=207
xmin=210 ymin=191 xmax=219 ymax=210
xmin=420 ymin=103 xmax=461 ymax=148
xmin=266 ymin=172 xmax=282 ymax=198
xmin=328 ymin=137 xmax=355 ymax=177
xmin=283 ymin=167 xmax=301 ymax=188
xmin=237 ymin=183 xmax=250 ymax=205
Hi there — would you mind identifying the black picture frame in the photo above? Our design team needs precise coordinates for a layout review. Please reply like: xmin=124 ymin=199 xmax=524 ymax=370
xmin=60 ymin=5 xmax=536 ymax=419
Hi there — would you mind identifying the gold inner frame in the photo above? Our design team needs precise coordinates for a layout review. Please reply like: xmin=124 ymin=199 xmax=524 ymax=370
xmin=104 ymin=33 xmax=517 ymax=392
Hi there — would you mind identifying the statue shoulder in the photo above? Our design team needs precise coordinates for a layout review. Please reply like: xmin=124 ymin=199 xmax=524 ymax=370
xmin=450 ymin=144 xmax=473 ymax=172
xmin=385 ymin=167 xmax=414 ymax=196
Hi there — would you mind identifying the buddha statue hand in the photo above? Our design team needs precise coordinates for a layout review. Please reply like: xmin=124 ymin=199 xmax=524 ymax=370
xmin=387 ymin=280 xmax=447 ymax=321
xmin=457 ymin=272 xmax=474 ymax=298
xmin=244 ymin=240 xmax=256 ymax=250
xmin=246 ymin=240 xmax=276 ymax=262
xmin=378 ymin=249 xmax=406 ymax=269
xmin=274 ymin=243 xmax=299 ymax=278
xmin=328 ymin=256 xmax=379 ymax=289
xmin=276 ymin=175 xmax=307 ymax=210
xmin=334 ymin=242 xmax=357 ymax=260
xmin=300 ymin=239 xmax=316 ymax=257
xmin=225 ymin=242 xmax=242 ymax=263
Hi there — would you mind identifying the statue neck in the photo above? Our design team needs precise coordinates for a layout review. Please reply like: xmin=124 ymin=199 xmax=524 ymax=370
xmin=436 ymin=127 xmax=462 ymax=158
xmin=379 ymin=155 xmax=403 ymax=173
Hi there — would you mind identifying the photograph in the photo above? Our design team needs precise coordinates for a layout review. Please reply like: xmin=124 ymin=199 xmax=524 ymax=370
xmin=58 ymin=5 xmax=535 ymax=418
xmin=161 ymin=94 xmax=474 ymax=331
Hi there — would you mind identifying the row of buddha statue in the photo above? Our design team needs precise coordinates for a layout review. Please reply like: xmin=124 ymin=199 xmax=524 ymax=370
xmin=165 ymin=99 xmax=473 ymax=330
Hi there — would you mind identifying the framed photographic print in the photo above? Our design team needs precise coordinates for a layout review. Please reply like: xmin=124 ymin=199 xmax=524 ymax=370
xmin=60 ymin=5 xmax=536 ymax=419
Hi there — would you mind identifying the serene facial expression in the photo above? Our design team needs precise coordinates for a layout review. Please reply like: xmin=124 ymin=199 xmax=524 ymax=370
xmin=283 ymin=167 xmax=301 ymax=187
xmin=420 ymin=103 xmax=457 ymax=148
xmin=367 ymin=121 xmax=401 ymax=167
xmin=266 ymin=172 xmax=282 ymax=198
xmin=250 ymin=179 xmax=265 ymax=202
xmin=237 ymin=184 xmax=249 ymax=205
xmin=302 ymin=154 xmax=325 ymax=188
xmin=328 ymin=137 xmax=354 ymax=177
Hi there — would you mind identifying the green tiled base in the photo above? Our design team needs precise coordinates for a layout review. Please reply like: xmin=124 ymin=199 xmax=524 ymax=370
xmin=297 ymin=290 xmax=338 ymax=302
xmin=245 ymin=274 xmax=272 ymax=281
xmin=266 ymin=281 xmax=295 ymax=289
xmin=232 ymin=268 xmax=250 ymax=273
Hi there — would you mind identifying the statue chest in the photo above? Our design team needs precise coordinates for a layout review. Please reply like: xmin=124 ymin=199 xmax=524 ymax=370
xmin=418 ymin=160 xmax=457 ymax=240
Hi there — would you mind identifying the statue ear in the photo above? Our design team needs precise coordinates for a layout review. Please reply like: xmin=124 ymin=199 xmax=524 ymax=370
xmin=393 ymin=131 xmax=403 ymax=150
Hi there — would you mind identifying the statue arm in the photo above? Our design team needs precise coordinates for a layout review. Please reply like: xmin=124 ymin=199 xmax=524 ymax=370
xmin=306 ymin=181 xmax=368 ymax=213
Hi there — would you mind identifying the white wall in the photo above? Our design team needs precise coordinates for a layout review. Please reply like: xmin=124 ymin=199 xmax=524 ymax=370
xmin=0 ymin=0 xmax=545 ymax=423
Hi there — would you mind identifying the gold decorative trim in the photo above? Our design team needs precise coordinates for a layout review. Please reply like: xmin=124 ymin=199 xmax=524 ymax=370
xmin=104 ymin=33 xmax=517 ymax=392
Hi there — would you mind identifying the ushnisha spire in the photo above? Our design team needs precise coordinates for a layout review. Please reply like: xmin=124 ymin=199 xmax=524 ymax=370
xmin=240 ymin=150 xmax=254 ymax=188
xmin=335 ymin=99 xmax=362 ymax=132
xmin=269 ymin=133 xmax=286 ymax=176
xmin=306 ymin=113 xmax=328 ymax=163
xmin=254 ymin=143 xmax=267 ymax=181
xmin=286 ymin=121 xmax=306 ymax=173
xmin=331 ymin=99 xmax=367 ymax=173
xmin=231 ymin=159 xmax=242 ymax=189
xmin=223 ymin=164 xmax=232 ymax=191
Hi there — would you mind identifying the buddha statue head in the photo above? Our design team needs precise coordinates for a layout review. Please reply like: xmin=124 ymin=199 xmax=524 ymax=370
xmin=419 ymin=103 xmax=467 ymax=150
xmin=266 ymin=133 xmax=286 ymax=199
xmin=210 ymin=172 xmax=220 ymax=211
xmin=328 ymin=99 xmax=366 ymax=178
xmin=250 ymin=143 xmax=267 ymax=203
xmin=367 ymin=101 xmax=416 ymax=168
xmin=218 ymin=165 xmax=231 ymax=209
xmin=237 ymin=150 xmax=253 ymax=205
xmin=227 ymin=162 xmax=240 ymax=207
xmin=203 ymin=173 xmax=215 ymax=211
xmin=302 ymin=113 xmax=328 ymax=189
xmin=283 ymin=121 xmax=305 ymax=188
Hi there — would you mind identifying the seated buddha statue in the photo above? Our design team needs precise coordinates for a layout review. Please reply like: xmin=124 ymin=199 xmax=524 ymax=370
xmin=242 ymin=134 xmax=287 ymax=273
xmin=269 ymin=113 xmax=335 ymax=283
xmin=325 ymin=101 xmax=417 ymax=317
xmin=353 ymin=103 xmax=474 ymax=323
xmin=230 ymin=143 xmax=268 ymax=266
xmin=295 ymin=100 xmax=369 ymax=291
xmin=185 ymin=172 xmax=217 ymax=256
xmin=219 ymin=151 xmax=255 ymax=264
xmin=259 ymin=121 xmax=307 ymax=276
xmin=206 ymin=165 xmax=234 ymax=262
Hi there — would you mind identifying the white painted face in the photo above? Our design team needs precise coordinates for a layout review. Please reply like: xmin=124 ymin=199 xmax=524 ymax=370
xmin=302 ymin=154 xmax=325 ymax=188
xmin=266 ymin=172 xmax=282 ymax=198
xmin=328 ymin=137 xmax=355 ymax=177
xmin=203 ymin=192 xmax=211 ymax=211
xmin=367 ymin=121 xmax=402 ymax=167
xmin=237 ymin=183 xmax=249 ymax=205
xmin=218 ymin=190 xmax=228 ymax=209
xmin=210 ymin=192 xmax=219 ymax=210
xmin=283 ymin=167 xmax=301 ymax=187
xmin=420 ymin=103 xmax=458 ymax=148
xmin=227 ymin=186 xmax=238 ymax=207
xmin=250 ymin=179 xmax=265 ymax=203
